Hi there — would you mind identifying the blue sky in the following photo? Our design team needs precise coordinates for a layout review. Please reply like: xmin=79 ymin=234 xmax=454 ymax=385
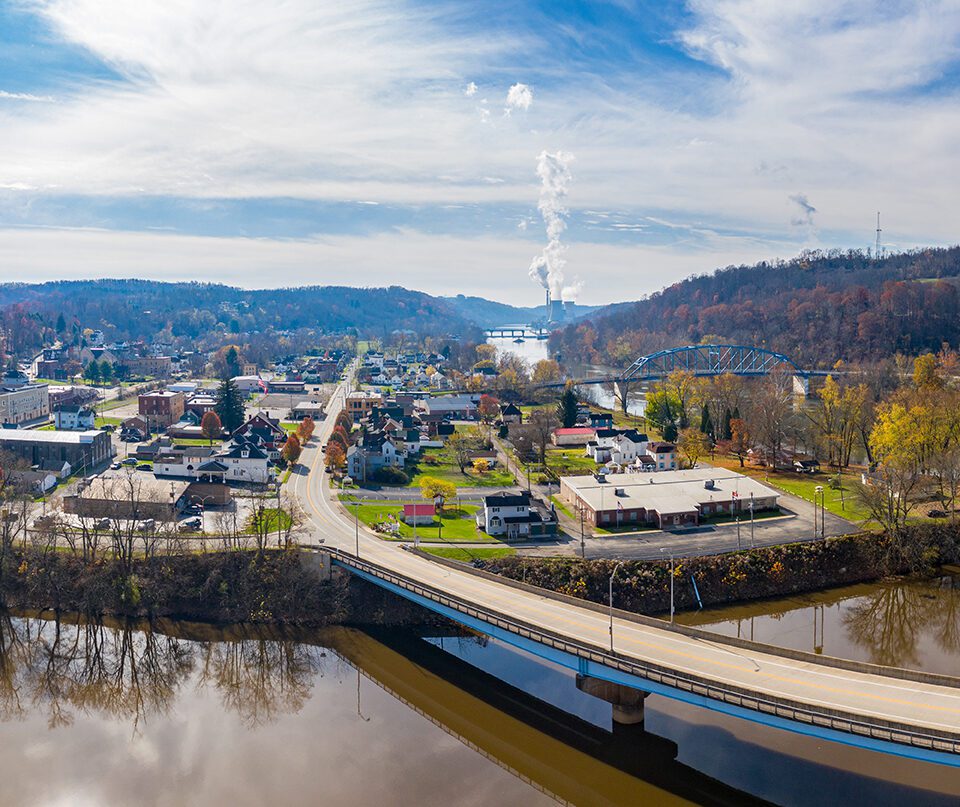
xmin=1 ymin=1 xmax=959 ymax=304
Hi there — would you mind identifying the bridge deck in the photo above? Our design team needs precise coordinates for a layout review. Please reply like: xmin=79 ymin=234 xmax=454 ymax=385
xmin=324 ymin=547 xmax=960 ymax=765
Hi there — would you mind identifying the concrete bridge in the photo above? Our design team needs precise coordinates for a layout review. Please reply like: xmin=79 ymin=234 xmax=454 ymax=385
xmin=294 ymin=362 xmax=960 ymax=770
xmin=485 ymin=325 xmax=551 ymax=339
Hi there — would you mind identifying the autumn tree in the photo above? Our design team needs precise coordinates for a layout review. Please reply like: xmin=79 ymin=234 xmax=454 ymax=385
xmin=472 ymin=458 xmax=490 ymax=475
xmin=325 ymin=441 xmax=346 ymax=472
xmin=531 ymin=359 xmax=561 ymax=386
xmin=334 ymin=410 xmax=354 ymax=438
xmin=729 ymin=418 xmax=751 ymax=467
xmin=281 ymin=434 xmax=302 ymax=465
xmin=200 ymin=411 xmax=222 ymax=445
xmin=297 ymin=416 xmax=315 ymax=442
xmin=477 ymin=394 xmax=500 ymax=424
xmin=419 ymin=476 xmax=456 ymax=506
xmin=447 ymin=431 xmax=478 ymax=473
xmin=678 ymin=427 xmax=710 ymax=469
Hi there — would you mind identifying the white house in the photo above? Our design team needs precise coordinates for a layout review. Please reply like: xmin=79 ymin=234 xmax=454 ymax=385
xmin=54 ymin=405 xmax=97 ymax=431
xmin=346 ymin=436 xmax=407 ymax=481
xmin=587 ymin=429 xmax=648 ymax=465
xmin=153 ymin=442 xmax=274 ymax=484
xmin=477 ymin=492 xmax=531 ymax=538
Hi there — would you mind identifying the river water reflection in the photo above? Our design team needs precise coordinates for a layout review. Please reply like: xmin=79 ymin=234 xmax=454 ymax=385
xmin=0 ymin=602 xmax=957 ymax=806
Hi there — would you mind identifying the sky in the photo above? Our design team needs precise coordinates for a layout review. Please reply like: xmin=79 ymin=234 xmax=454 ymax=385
xmin=1 ymin=0 xmax=959 ymax=305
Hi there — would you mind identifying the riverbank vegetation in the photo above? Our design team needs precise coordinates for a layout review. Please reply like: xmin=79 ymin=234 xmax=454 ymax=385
xmin=480 ymin=523 xmax=960 ymax=616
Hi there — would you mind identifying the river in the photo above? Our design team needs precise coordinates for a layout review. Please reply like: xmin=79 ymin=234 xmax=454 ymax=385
xmin=487 ymin=335 xmax=648 ymax=416
xmin=0 ymin=574 xmax=958 ymax=807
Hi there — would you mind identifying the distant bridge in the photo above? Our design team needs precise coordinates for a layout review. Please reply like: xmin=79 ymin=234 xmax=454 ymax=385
xmin=539 ymin=344 xmax=817 ymax=403
xmin=486 ymin=325 xmax=551 ymax=340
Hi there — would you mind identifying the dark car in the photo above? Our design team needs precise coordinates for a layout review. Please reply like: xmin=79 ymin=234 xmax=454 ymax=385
xmin=136 ymin=463 xmax=152 ymax=471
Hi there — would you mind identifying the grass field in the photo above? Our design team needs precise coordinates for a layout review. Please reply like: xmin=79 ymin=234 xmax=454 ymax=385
xmin=250 ymin=507 xmax=293 ymax=533
xmin=542 ymin=448 xmax=597 ymax=475
xmin=172 ymin=438 xmax=222 ymax=447
xmin=344 ymin=500 xmax=496 ymax=542
xmin=404 ymin=443 xmax=515 ymax=489
xmin=95 ymin=416 xmax=123 ymax=427
xmin=420 ymin=546 xmax=516 ymax=562
xmin=708 ymin=454 xmax=870 ymax=522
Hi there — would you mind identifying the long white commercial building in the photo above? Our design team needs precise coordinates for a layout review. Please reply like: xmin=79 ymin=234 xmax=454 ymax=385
xmin=559 ymin=467 xmax=780 ymax=529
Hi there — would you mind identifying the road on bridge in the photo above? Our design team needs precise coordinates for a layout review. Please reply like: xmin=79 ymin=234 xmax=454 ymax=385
xmin=289 ymin=365 xmax=960 ymax=761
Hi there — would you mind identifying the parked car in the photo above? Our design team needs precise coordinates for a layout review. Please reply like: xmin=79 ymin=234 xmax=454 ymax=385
xmin=184 ymin=505 xmax=203 ymax=516
xmin=110 ymin=462 xmax=121 ymax=470
xmin=136 ymin=463 xmax=152 ymax=471
xmin=137 ymin=519 xmax=156 ymax=533
xmin=121 ymin=458 xmax=137 ymax=466
xmin=94 ymin=517 xmax=111 ymax=529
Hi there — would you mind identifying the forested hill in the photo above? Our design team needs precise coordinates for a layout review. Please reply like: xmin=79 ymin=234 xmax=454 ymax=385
xmin=0 ymin=280 xmax=482 ymax=354
xmin=550 ymin=247 xmax=960 ymax=369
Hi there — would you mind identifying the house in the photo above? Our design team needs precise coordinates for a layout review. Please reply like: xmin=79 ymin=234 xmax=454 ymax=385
xmin=646 ymin=442 xmax=677 ymax=471
xmin=476 ymin=491 xmax=558 ymax=539
xmin=402 ymin=503 xmax=436 ymax=526
xmin=291 ymin=400 xmax=326 ymax=420
xmin=551 ymin=427 xmax=597 ymax=447
xmin=346 ymin=433 xmax=407 ymax=481
xmin=500 ymin=403 xmax=523 ymax=424
xmin=153 ymin=442 xmax=274 ymax=484
xmin=588 ymin=412 xmax=614 ymax=429
xmin=587 ymin=429 xmax=648 ymax=465
xmin=63 ymin=477 xmax=190 ymax=522
xmin=35 ymin=459 xmax=71 ymax=479
xmin=467 ymin=449 xmax=499 ymax=468
xmin=121 ymin=415 xmax=149 ymax=435
xmin=232 ymin=413 xmax=286 ymax=460
xmin=54 ymin=405 xmax=96 ymax=431
xmin=559 ymin=467 xmax=780 ymax=530
xmin=5 ymin=470 xmax=57 ymax=495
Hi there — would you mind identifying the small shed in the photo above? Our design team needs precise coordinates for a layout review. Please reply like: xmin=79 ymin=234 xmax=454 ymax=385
xmin=402 ymin=503 xmax=436 ymax=526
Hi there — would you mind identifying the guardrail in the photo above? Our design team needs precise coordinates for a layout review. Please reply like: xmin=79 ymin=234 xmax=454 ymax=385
xmin=315 ymin=546 xmax=960 ymax=758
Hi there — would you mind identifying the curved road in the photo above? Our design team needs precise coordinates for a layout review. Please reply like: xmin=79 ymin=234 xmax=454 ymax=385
xmin=290 ymin=369 xmax=960 ymax=758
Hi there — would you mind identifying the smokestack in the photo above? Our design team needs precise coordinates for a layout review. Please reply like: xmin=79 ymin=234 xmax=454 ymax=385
xmin=545 ymin=287 xmax=551 ymax=312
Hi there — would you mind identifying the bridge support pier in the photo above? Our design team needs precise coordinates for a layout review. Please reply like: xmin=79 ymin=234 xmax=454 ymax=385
xmin=576 ymin=674 xmax=649 ymax=725
xmin=299 ymin=548 xmax=332 ymax=581
xmin=792 ymin=374 xmax=810 ymax=396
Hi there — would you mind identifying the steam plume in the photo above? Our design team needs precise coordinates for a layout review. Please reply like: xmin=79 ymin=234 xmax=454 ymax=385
xmin=528 ymin=150 xmax=575 ymax=299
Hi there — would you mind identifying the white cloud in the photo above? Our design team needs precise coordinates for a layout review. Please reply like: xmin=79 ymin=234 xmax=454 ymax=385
xmin=464 ymin=81 xmax=477 ymax=97
xmin=0 ymin=91 xmax=55 ymax=102
xmin=504 ymin=82 xmax=533 ymax=112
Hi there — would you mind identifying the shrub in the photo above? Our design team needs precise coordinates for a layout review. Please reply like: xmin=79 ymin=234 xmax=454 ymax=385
xmin=373 ymin=466 xmax=410 ymax=485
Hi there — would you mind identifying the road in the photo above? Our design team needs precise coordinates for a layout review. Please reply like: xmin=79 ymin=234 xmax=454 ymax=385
xmin=289 ymin=366 xmax=960 ymax=753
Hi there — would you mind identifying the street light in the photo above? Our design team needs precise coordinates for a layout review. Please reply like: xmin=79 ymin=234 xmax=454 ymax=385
xmin=660 ymin=547 xmax=675 ymax=622
xmin=815 ymin=485 xmax=825 ymax=539
xmin=354 ymin=500 xmax=361 ymax=557
xmin=608 ymin=561 xmax=625 ymax=653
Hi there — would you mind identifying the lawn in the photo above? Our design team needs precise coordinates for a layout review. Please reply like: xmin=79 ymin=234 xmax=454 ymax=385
xmin=541 ymin=448 xmax=597 ymax=475
xmin=708 ymin=454 xmax=870 ymax=522
xmin=99 ymin=398 xmax=132 ymax=412
xmin=250 ymin=507 xmax=293 ymax=533
xmin=549 ymin=495 xmax=574 ymax=518
xmin=403 ymin=443 xmax=515 ymax=489
xmin=344 ymin=500 xmax=497 ymax=542
xmin=420 ymin=546 xmax=516 ymax=562
xmin=95 ymin=416 xmax=123 ymax=427
xmin=280 ymin=421 xmax=301 ymax=433
xmin=172 ymin=438 xmax=222 ymax=447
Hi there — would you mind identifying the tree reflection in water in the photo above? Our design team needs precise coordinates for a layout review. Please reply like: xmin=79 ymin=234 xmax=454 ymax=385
xmin=0 ymin=614 xmax=329 ymax=732
xmin=842 ymin=576 xmax=960 ymax=667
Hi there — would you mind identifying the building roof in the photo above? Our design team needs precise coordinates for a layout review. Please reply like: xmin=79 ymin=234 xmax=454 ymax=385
xmin=0 ymin=429 xmax=104 ymax=445
xmin=554 ymin=427 xmax=596 ymax=436
xmin=562 ymin=468 xmax=779 ymax=516
xmin=484 ymin=491 xmax=530 ymax=507
xmin=648 ymin=442 xmax=676 ymax=453
xmin=403 ymin=503 xmax=436 ymax=516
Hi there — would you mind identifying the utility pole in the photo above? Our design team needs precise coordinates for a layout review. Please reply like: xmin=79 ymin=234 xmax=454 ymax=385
xmin=660 ymin=547 xmax=675 ymax=622
xmin=875 ymin=211 xmax=882 ymax=259
xmin=749 ymin=491 xmax=754 ymax=548
xmin=608 ymin=561 xmax=625 ymax=653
